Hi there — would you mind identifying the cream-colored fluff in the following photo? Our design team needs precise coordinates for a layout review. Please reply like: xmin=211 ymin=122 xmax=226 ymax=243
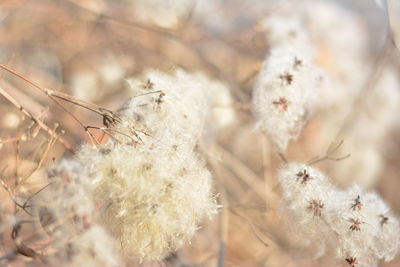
xmin=278 ymin=163 xmax=400 ymax=267
xmin=35 ymin=69 xmax=219 ymax=263
xmin=252 ymin=47 xmax=322 ymax=151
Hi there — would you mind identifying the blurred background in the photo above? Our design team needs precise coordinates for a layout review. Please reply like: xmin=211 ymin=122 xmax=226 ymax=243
xmin=1 ymin=0 xmax=400 ymax=266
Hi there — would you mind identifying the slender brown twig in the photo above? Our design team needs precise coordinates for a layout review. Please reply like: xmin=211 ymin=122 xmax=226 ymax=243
xmin=308 ymin=140 xmax=351 ymax=165
xmin=0 ymin=85 xmax=75 ymax=154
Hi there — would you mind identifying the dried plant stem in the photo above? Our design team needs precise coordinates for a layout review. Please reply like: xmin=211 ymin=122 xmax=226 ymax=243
xmin=387 ymin=0 xmax=400 ymax=51
xmin=335 ymin=33 xmax=393 ymax=140
xmin=20 ymin=134 xmax=56 ymax=185
xmin=231 ymin=102 xmax=251 ymax=111
xmin=0 ymin=176 xmax=32 ymax=216
xmin=0 ymin=85 xmax=74 ymax=154
xmin=44 ymin=89 xmax=117 ymax=119
xmin=0 ymin=64 xmax=52 ymax=96
xmin=0 ymin=135 xmax=23 ymax=144
xmin=14 ymin=139 xmax=20 ymax=185
xmin=262 ymin=136 xmax=274 ymax=209
xmin=208 ymin=156 xmax=229 ymax=267
xmin=64 ymin=0 xmax=248 ymax=101
xmin=216 ymin=168 xmax=228 ymax=267
xmin=276 ymin=151 xmax=288 ymax=164
xmin=308 ymin=140 xmax=351 ymax=165
xmin=212 ymin=145 xmax=277 ymax=202
xmin=0 ymin=64 xmax=102 ymax=146
xmin=229 ymin=208 xmax=280 ymax=251
xmin=239 ymin=64 xmax=261 ymax=86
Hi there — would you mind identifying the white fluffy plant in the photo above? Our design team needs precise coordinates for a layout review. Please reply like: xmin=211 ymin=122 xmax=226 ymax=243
xmin=125 ymin=69 xmax=235 ymax=144
xmin=332 ymin=186 xmax=400 ymax=266
xmin=278 ymin=163 xmax=337 ymax=258
xmin=252 ymin=47 xmax=322 ymax=151
xmin=36 ymin=69 xmax=220 ymax=263
xmin=35 ymin=158 xmax=122 ymax=266
xmin=278 ymin=163 xmax=400 ymax=267
xmin=260 ymin=0 xmax=368 ymax=108
xmin=91 ymin=69 xmax=220 ymax=260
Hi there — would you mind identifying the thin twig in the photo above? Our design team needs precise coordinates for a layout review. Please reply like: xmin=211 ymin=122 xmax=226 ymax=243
xmin=45 ymin=89 xmax=119 ymax=121
xmin=208 ymin=154 xmax=229 ymax=267
xmin=335 ymin=29 xmax=393 ymax=139
xmin=308 ymin=140 xmax=351 ymax=165
xmin=0 ymin=85 xmax=75 ymax=154
xmin=21 ymin=133 xmax=56 ymax=184
xmin=387 ymin=0 xmax=400 ymax=51
xmin=217 ymin=242 xmax=226 ymax=267
xmin=21 ymin=183 xmax=53 ymax=210
xmin=0 ymin=64 xmax=102 ymax=145
xmin=0 ymin=176 xmax=33 ymax=216
xmin=230 ymin=208 xmax=270 ymax=248
xmin=85 ymin=126 xmax=141 ymax=144
xmin=276 ymin=151 xmax=288 ymax=164
xmin=212 ymin=144 xmax=268 ymax=200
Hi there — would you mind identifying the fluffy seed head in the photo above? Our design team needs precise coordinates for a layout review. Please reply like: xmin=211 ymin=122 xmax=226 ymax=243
xmin=86 ymin=142 xmax=217 ymax=260
xmin=252 ymin=48 xmax=322 ymax=151
xmin=278 ymin=163 xmax=400 ymax=267
xmin=34 ymin=69 xmax=220 ymax=262
xmin=97 ymin=70 xmax=219 ymax=260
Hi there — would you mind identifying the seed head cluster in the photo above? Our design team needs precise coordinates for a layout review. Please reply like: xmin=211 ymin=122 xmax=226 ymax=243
xmin=35 ymin=69 xmax=222 ymax=263
xmin=252 ymin=47 xmax=322 ymax=151
xmin=279 ymin=163 xmax=400 ymax=266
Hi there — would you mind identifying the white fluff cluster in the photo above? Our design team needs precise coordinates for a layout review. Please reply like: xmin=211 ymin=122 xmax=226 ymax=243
xmin=279 ymin=163 xmax=400 ymax=267
xmin=199 ymin=74 xmax=236 ymax=131
xmin=36 ymin=159 xmax=97 ymax=240
xmin=36 ymin=69 xmax=219 ymax=262
xmin=87 ymin=142 xmax=216 ymax=260
xmin=260 ymin=7 xmax=312 ymax=55
xmin=254 ymin=0 xmax=325 ymax=151
xmin=123 ymin=70 xmax=209 ymax=146
xmin=91 ymin=69 xmax=219 ymax=260
xmin=58 ymin=226 xmax=122 ymax=267
xmin=260 ymin=0 xmax=368 ymax=108
xmin=252 ymin=47 xmax=322 ymax=151
xmin=126 ymin=70 xmax=235 ymax=141
xmin=35 ymin=160 xmax=122 ymax=266
xmin=259 ymin=0 xmax=400 ymax=189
